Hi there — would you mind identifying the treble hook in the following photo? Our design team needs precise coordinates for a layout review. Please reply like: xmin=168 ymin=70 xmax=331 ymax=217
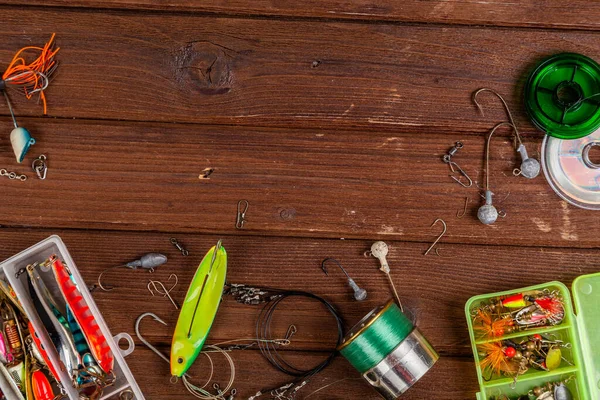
xmin=424 ymin=218 xmax=447 ymax=255
xmin=321 ymin=258 xmax=367 ymax=301
xmin=135 ymin=313 xmax=192 ymax=378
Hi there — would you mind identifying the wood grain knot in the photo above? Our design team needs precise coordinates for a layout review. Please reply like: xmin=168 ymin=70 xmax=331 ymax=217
xmin=279 ymin=208 xmax=296 ymax=221
xmin=174 ymin=40 xmax=236 ymax=95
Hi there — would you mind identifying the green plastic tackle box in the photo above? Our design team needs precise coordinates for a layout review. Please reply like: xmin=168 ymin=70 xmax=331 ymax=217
xmin=464 ymin=273 xmax=600 ymax=400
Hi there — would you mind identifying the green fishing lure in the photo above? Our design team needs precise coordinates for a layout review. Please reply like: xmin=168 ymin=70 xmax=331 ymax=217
xmin=171 ymin=241 xmax=227 ymax=377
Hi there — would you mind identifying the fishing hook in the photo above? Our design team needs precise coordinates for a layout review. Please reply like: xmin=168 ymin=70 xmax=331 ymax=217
xmin=473 ymin=88 xmax=523 ymax=148
xmin=424 ymin=218 xmax=447 ymax=256
xmin=135 ymin=313 xmax=171 ymax=365
xmin=457 ymin=197 xmax=469 ymax=218
xmin=321 ymin=258 xmax=367 ymax=301
xmin=148 ymin=274 xmax=179 ymax=309
xmin=474 ymin=88 xmax=540 ymax=179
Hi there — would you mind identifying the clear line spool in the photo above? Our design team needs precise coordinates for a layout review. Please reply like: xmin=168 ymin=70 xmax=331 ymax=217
xmin=542 ymin=127 xmax=600 ymax=209
xmin=338 ymin=300 xmax=438 ymax=399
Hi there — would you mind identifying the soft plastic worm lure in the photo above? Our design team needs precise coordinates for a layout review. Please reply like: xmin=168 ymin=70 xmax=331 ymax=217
xmin=171 ymin=240 xmax=227 ymax=378
xmin=48 ymin=256 xmax=114 ymax=374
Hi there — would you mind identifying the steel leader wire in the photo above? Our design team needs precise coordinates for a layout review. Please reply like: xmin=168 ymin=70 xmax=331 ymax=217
xmin=225 ymin=284 xmax=344 ymax=400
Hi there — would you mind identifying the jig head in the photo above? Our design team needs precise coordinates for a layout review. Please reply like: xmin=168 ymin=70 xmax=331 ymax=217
xmin=93 ymin=253 xmax=167 ymax=292
xmin=367 ymin=241 xmax=403 ymax=310
xmin=474 ymin=88 xmax=540 ymax=180
xmin=321 ymin=258 xmax=367 ymax=301
xmin=478 ymin=122 xmax=519 ymax=225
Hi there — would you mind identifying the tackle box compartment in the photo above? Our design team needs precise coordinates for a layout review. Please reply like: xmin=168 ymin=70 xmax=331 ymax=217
xmin=0 ymin=235 xmax=144 ymax=400
xmin=465 ymin=277 xmax=600 ymax=400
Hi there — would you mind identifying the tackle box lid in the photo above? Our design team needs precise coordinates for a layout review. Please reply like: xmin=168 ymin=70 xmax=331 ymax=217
xmin=572 ymin=272 xmax=600 ymax=399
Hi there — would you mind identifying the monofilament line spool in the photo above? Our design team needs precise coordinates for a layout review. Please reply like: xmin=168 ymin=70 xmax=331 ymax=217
xmin=338 ymin=300 xmax=438 ymax=399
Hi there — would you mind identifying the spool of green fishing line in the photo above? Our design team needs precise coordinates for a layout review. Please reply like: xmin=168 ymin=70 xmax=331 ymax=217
xmin=339 ymin=300 xmax=413 ymax=373
xmin=339 ymin=300 xmax=438 ymax=399
xmin=525 ymin=53 xmax=600 ymax=140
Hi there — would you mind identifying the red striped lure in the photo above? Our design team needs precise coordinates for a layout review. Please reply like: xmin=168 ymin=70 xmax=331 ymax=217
xmin=48 ymin=255 xmax=114 ymax=374
xmin=27 ymin=322 xmax=59 ymax=381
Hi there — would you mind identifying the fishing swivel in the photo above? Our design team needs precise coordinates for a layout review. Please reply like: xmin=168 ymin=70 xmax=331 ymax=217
xmin=443 ymin=141 xmax=473 ymax=188
xmin=92 ymin=253 xmax=167 ymax=292
xmin=321 ymin=258 xmax=367 ymax=301
xmin=473 ymin=88 xmax=540 ymax=180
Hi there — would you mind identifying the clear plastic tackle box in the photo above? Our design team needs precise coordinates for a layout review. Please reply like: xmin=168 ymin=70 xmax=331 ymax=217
xmin=465 ymin=275 xmax=600 ymax=400
xmin=0 ymin=235 xmax=144 ymax=400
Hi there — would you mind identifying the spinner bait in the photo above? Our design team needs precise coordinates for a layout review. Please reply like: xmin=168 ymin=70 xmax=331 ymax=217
xmin=171 ymin=240 xmax=227 ymax=378
xmin=48 ymin=255 xmax=114 ymax=374
xmin=1 ymin=34 xmax=59 ymax=163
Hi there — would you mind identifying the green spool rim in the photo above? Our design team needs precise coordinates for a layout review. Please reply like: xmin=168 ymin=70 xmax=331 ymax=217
xmin=338 ymin=300 xmax=414 ymax=373
xmin=525 ymin=53 xmax=600 ymax=140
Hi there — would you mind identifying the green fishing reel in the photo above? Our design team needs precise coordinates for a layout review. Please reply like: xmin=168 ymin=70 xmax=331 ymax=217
xmin=524 ymin=53 xmax=600 ymax=139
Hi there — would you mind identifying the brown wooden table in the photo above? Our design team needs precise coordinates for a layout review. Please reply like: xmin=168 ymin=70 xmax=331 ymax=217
xmin=0 ymin=2 xmax=598 ymax=399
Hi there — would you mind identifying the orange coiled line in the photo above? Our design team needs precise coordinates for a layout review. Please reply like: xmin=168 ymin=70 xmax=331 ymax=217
xmin=1 ymin=33 xmax=59 ymax=115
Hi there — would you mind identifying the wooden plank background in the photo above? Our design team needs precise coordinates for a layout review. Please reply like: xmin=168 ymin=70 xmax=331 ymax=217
xmin=0 ymin=2 xmax=598 ymax=399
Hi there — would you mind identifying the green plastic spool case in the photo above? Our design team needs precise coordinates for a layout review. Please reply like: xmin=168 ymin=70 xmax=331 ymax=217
xmin=525 ymin=53 xmax=600 ymax=140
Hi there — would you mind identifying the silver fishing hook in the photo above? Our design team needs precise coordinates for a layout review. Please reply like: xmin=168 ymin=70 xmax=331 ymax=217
xmin=424 ymin=218 xmax=447 ymax=255
xmin=135 ymin=313 xmax=170 ymax=364
xmin=135 ymin=313 xmax=192 ymax=379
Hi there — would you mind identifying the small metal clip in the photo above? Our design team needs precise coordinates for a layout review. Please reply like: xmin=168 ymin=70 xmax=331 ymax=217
xmin=170 ymin=238 xmax=189 ymax=256
xmin=236 ymin=200 xmax=249 ymax=229
xmin=443 ymin=142 xmax=473 ymax=188
xmin=32 ymin=155 xmax=48 ymax=180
